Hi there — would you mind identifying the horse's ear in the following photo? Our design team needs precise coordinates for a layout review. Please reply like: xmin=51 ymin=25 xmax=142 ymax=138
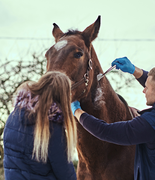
xmin=52 ymin=23 xmax=64 ymax=42
xmin=82 ymin=16 xmax=101 ymax=47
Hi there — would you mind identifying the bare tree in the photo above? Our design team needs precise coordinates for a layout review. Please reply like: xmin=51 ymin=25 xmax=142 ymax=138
xmin=0 ymin=50 xmax=47 ymax=169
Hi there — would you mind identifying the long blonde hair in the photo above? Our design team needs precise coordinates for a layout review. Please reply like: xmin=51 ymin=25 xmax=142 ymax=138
xmin=14 ymin=71 xmax=77 ymax=163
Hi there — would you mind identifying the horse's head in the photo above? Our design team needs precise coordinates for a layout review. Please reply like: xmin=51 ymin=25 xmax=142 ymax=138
xmin=45 ymin=16 xmax=101 ymax=101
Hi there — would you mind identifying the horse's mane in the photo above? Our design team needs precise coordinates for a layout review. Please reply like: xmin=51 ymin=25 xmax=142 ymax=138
xmin=117 ymin=94 xmax=129 ymax=108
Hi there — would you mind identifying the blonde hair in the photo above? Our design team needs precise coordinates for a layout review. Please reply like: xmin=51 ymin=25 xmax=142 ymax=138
xmin=14 ymin=71 xmax=77 ymax=163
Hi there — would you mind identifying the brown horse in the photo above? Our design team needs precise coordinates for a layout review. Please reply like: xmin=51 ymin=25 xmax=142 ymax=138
xmin=45 ymin=16 xmax=135 ymax=180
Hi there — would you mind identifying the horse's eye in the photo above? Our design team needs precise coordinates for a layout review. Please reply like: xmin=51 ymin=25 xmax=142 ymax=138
xmin=74 ymin=52 xmax=83 ymax=59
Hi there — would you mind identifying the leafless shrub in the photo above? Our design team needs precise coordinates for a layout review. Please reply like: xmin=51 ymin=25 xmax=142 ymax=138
xmin=0 ymin=50 xmax=46 ymax=169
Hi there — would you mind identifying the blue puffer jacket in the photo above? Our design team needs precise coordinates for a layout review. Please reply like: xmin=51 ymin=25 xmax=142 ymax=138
xmin=3 ymin=106 xmax=76 ymax=180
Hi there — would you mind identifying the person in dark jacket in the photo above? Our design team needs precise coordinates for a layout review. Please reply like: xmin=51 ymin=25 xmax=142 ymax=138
xmin=71 ymin=57 xmax=155 ymax=180
xmin=3 ymin=71 xmax=77 ymax=180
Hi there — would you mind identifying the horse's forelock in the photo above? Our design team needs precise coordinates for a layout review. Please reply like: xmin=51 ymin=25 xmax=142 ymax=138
xmin=63 ymin=29 xmax=80 ymax=37
xmin=62 ymin=30 xmax=90 ymax=49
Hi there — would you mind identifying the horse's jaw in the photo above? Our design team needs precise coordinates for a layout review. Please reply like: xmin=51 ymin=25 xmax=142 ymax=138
xmin=80 ymin=78 xmax=106 ymax=117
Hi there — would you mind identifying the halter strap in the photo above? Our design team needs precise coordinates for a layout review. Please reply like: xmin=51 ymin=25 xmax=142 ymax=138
xmin=71 ymin=59 xmax=92 ymax=91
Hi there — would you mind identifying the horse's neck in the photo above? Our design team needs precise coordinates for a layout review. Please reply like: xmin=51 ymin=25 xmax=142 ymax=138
xmin=82 ymin=76 xmax=131 ymax=123
xmin=81 ymin=47 xmax=131 ymax=123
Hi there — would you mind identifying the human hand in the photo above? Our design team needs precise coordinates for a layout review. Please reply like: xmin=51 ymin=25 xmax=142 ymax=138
xmin=111 ymin=57 xmax=135 ymax=74
xmin=71 ymin=101 xmax=81 ymax=116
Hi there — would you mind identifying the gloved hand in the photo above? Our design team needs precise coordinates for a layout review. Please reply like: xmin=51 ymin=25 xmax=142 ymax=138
xmin=71 ymin=101 xmax=81 ymax=116
xmin=111 ymin=57 xmax=135 ymax=74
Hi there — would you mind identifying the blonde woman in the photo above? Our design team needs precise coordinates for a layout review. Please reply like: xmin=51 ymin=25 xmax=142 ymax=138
xmin=3 ymin=71 xmax=77 ymax=180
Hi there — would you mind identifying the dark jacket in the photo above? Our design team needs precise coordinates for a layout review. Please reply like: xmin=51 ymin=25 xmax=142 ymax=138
xmin=3 ymin=106 xmax=76 ymax=180
xmin=79 ymin=70 xmax=155 ymax=180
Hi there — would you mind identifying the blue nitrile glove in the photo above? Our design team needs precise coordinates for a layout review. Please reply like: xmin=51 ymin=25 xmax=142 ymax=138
xmin=71 ymin=101 xmax=81 ymax=116
xmin=111 ymin=57 xmax=135 ymax=74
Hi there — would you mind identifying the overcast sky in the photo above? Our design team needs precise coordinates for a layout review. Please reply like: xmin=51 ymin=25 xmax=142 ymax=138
xmin=1 ymin=0 xmax=155 ymax=37
xmin=1 ymin=0 xmax=155 ymax=109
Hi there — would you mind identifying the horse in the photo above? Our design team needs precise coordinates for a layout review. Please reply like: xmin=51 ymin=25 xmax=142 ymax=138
xmin=45 ymin=16 xmax=136 ymax=180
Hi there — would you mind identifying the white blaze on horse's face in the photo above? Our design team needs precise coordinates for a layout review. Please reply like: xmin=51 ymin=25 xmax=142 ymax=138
xmin=54 ymin=40 xmax=68 ymax=51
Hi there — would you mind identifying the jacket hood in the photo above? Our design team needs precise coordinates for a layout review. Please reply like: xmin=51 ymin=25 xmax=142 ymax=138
xmin=14 ymin=89 xmax=64 ymax=124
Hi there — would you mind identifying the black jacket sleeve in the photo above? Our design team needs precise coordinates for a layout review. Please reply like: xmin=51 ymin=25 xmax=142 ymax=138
xmin=136 ymin=70 xmax=148 ymax=87
xmin=80 ymin=113 xmax=155 ymax=146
